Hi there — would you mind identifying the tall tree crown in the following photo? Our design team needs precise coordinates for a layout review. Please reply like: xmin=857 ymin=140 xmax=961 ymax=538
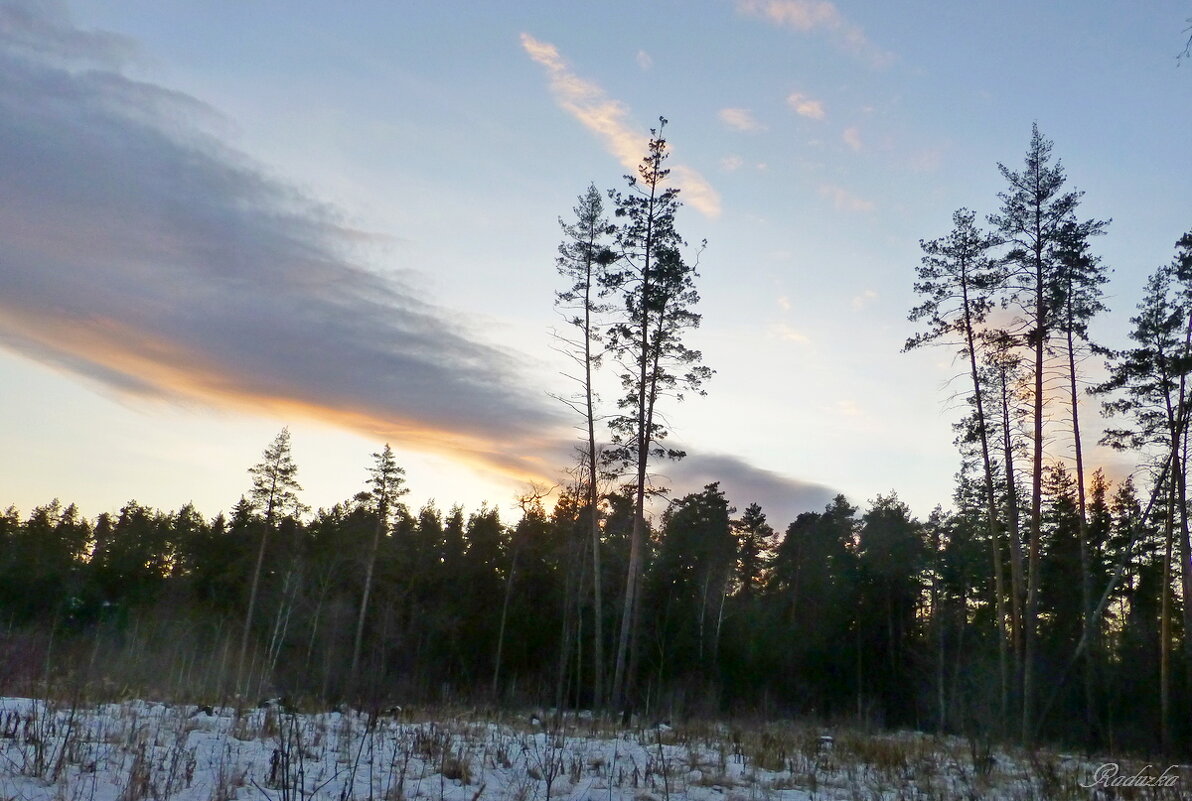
xmin=368 ymin=443 xmax=408 ymax=522
xmin=248 ymin=427 xmax=305 ymax=522
xmin=602 ymin=119 xmax=712 ymax=475
xmin=905 ymin=207 xmax=1000 ymax=353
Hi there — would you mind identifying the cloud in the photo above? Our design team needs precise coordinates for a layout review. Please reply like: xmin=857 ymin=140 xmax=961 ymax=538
xmin=718 ymin=107 xmax=765 ymax=132
xmin=1 ymin=0 xmax=136 ymax=66
xmin=0 ymin=4 xmax=573 ymax=484
xmin=520 ymin=32 xmax=721 ymax=217
xmin=635 ymin=49 xmax=653 ymax=70
xmin=786 ymin=92 xmax=826 ymax=120
xmin=736 ymin=0 xmax=893 ymax=67
xmin=663 ymin=451 xmax=837 ymax=528
xmin=770 ymin=322 xmax=810 ymax=344
xmin=842 ymin=126 xmax=862 ymax=151
xmin=819 ymin=183 xmax=875 ymax=212
xmin=0 ymin=5 xmax=844 ymax=524
xmin=720 ymin=154 xmax=745 ymax=172
xmin=851 ymin=289 xmax=878 ymax=310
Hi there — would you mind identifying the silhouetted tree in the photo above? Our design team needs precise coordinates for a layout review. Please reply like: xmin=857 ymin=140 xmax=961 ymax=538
xmin=603 ymin=119 xmax=712 ymax=709
xmin=906 ymin=207 xmax=1011 ymax=724
xmin=238 ymin=428 xmax=304 ymax=697
xmin=989 ymin=125 xmax=1107 ymax=741
xmin=553 ymin=184 xmax=616 ymax=708
xmin=350 ymin=444 xmax=408 ymax=694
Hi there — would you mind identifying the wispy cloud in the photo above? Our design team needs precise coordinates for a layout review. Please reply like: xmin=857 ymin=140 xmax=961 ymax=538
xmin=635 ymin=49 xmax=653 ymax=70
xmin=520 ymin=32 xmax=721 ymax=217
xmin=720 ymin=154 xmax=744 ymax=172
xmin=0 ymin=0 xmax=136 ymax=66
xmin=0 ymin=4 xmax=571 ymax=484
xmin=842 ymin=126 xmax=862 ymax=151
xmin=786 ymin=91 xmax=826 ymax=120
xmin=851 ymin=289 xmax=878 ymax=310
xmin=819 ymin=183 xmax=875 ymax=212
xmin=736 ymin=0 xmax=894 ymax=68
xmin=770 ymin=322 xmax=810 ymax=344
xmin=719 ymin=107 xmax=766 ymax=132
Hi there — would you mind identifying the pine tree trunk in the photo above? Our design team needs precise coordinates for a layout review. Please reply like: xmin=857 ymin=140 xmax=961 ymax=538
xmin=350 ymin=512 xmax=385 ymax=696
xmin=265 ymin=564 xmax=299 ymax=694
xmin=238 ymin=525 xmax=269 ymax=697
xmin=626 ymin=302 xmax=671 ymax=705
xmin=304 ymin=574 xmax=330 ymax=673
xmin=493 ymin=541 xmax=520 ymax=699
xmin=999 ymin=359 xmax=1026 ymax=704
xmin=1175 ymin=312 xmax=1192 ymax=688
xmin=612 ymin=500 xmax=644 ymax=711
xmin=589 ymin=500 xmax=604 ymax=709
xmin=582 ymin=235 xmax=605 ymax=711
xmin=555 ymin=523 xmax=583 ymax=716
xmin=238 ymin=497 xmax=275 ymax=698
xmin=931 ymin=522 xmax=946 ymax=732
xmin=714 ymin=569 xmax=730 ymax=671
xmin=612 ymin=203 xmax=657 ymax=712
xmin=698 ymin=571 xmax=710 ymax=664
xmin=1022 ymin=255 xmax=1046 ymax=745
xmin=1066 ymin=317 xmax=1097 ymax=746
xmin=1161 ymin=483 xmax=1173 ymax=755
xmin=961 ymin=276 xmax=1008 ymax=731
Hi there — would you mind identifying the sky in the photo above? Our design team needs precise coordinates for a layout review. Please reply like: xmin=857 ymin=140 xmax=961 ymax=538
xmin=1 ymin=0 xmax=1189 ymax=528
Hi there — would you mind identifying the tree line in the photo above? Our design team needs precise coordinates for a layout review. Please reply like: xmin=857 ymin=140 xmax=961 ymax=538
xmin=0 ymin=452 xmax=1180 ymax=752
xmin=1 ymin=123 xmax=1190 ymax=756
xmin=904 ymin=122 xmax=1192 ymax=754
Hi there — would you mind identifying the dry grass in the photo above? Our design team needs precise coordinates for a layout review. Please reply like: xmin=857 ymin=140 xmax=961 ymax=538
xmin=0 ymin=696 xmax=1187 ymax=801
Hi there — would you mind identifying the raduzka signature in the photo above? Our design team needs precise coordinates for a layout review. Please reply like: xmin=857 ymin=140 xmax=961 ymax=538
xmin=1081 ymin=762 xmax=1181 ymax=789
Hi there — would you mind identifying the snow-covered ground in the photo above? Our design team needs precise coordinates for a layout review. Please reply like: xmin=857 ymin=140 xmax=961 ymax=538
xmin=0 ymin=696 xmax=1184 ymax=800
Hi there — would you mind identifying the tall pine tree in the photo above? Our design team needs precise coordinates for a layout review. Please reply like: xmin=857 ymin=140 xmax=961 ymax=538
xmin=603 ymin=119 xmax=712 ymax=710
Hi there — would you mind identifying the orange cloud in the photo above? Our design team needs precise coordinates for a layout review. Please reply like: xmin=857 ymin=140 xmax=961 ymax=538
xmin=520 ymin=33 xmax=722 ymax=218
xmin=0 ymin=307 xmax=559 ymax=486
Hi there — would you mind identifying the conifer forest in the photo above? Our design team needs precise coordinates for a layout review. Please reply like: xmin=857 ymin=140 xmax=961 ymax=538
xmin=8 ymin=21 xmax=1192 ymax=801
xmin=4 ymin=117 xmax=1192 ymax=765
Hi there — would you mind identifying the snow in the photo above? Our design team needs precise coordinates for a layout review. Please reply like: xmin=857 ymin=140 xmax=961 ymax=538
xmin=0 ymin=697 xmax=1185 ymax=800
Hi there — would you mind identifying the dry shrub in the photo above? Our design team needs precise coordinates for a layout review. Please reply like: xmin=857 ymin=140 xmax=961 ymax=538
xmin=441 ymin=752 xmax=472 ymax=784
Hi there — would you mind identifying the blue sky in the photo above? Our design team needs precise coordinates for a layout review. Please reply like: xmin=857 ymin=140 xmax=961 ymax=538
xmin=1 ymin=0 xmax=1189 ymax=525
